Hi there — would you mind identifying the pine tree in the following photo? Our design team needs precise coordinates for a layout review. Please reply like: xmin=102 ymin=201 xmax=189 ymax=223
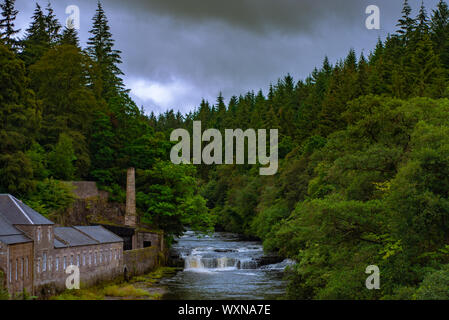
xmin=87 ymin=2 xmax=125 ymax=100
xmin=0 ymin=0 xmax=19 ymax=48
xmin=409 ymin=33 xmax=447 ymax=97
xmin=0 ymin=43 xmax=40 ymax=195
xmin=60 ymin=26 xmax=80 ymax=47
xmin=397 ymin=0 xmax=416 ymax=41
xmin=415 ymin=1 xmax=430 ymax=38
xmin=431 ymin=0 xmax=449 ymax=67
xmin=20 ymin=3 xmax=50 ymax=66
xmin=44 ymin=2 xmax=61 ymax=45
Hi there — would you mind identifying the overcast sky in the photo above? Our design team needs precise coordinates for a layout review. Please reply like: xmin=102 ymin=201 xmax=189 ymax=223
xmin=13 ymin=0 xmax=441 ymax=115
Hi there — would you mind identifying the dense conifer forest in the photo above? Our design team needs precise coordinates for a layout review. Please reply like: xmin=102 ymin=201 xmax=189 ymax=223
xmin=2 ymin=0 xmax=449 ymax=299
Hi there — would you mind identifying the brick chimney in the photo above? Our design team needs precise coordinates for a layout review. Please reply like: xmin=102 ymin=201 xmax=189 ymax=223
xmin=125 ymin=168 xmax=137 ymax=227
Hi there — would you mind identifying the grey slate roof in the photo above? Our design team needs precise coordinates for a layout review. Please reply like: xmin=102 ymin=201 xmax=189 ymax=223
xmin=54 ymin=227 xmax=98 ymax=247
xmin=0 ymin=234 xmax=31 ymax=244
xmin=74 ymin=226 xmax=123 ymax=244
xmin=54 ymin=238 xmax=68 ymax=248
xmin=0 ymin=194 xmax=54 ymax=225
xmin=0 ymin=213 xmax=31 ymax=244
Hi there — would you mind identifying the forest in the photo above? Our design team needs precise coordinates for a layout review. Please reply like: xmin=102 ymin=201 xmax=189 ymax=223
xmin=2 ymin=0 xmax=449 ymax=299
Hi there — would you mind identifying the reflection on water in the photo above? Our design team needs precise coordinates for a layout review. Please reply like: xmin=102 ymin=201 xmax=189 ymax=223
xmin=161 ymin=231 xmax=294 ymax=300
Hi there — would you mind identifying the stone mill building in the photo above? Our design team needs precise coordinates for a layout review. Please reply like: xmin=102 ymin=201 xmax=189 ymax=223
xmin=0 ymin=168 xmax=164 ymax=298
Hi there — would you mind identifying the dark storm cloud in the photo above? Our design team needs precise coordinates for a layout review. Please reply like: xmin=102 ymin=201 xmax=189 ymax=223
xmin=107 ymin=0 xmax=367 ymax=35
xmin=13 ymin=0 xmax=440 ymax=114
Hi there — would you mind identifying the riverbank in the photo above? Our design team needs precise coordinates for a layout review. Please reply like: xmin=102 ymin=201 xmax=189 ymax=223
xmin=50 ymin=267 xmax=181 ymax=300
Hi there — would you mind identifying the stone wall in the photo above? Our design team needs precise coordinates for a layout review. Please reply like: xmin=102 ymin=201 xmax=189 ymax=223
xmin=3 ymin=242 xmax=34 ymax=297
xmin=40 ymin=242 xmax=124 ymax=294
xmin=135 ymin=232 xmax=164 ymax=251
xmin=61 ymin=198 xmax=126 ymax=227
xmin=123 ymin=246 xmax=161 ymax=278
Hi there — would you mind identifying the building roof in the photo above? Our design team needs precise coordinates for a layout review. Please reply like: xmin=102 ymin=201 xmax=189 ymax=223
xmin=0 ymin=194 xmax=54 ymax=225
xmin=54 ymin=238 xmax=68 ymax=248
xmin=0 ymin=234 xmax=32 ymax=245
xmin=54 ymin=227 xmax=98 ymax=247
xmin=0 ymin=213 xmax=32 ymax=245
xmin=74 ymin=226 xmax=123 ymax=244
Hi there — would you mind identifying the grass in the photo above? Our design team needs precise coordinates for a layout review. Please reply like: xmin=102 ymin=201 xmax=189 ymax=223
xmin=50 ymin=267 xmax=180 ymax=300
xmin=103 ymin=285 xmax=150 ymax=298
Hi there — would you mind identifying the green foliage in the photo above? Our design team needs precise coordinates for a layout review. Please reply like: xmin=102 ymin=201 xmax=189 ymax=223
xmin=47 ymin=133 xmax=77 ymax=180
xmin=136 ymin=162 xmax=213 ymax=238
xmin=0 ymin=43 xmax=40 ymax=195
xmin=416 ymin=265 xmax=449 ymax=299
xmin=24 ymin=179 xmax=75 ymax=219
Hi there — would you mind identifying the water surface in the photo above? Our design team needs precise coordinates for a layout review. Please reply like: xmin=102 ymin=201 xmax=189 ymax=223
xmin=160 ymin=231 xmax=292 ymax=300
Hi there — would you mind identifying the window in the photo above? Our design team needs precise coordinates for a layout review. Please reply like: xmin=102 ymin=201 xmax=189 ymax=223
xmin=56 ymin=257 xmax=59 ymax=271
xmin=70 ymin=255 xmax=73 ymax=266
xmin=89 ymin=252 xmax=92 ymax=266
xmin=43 ymin=252 xmax=47 ymax=272
xmin=94 ymin=252 xmax=97 ymax=265
xmin=63 ymin=256 xmax=67 ymax=270
xmin=83 ymin=253 xmax=86 ymax=266
xmin=99 ymin=250 xmax=102 ymax=264
xmin=110 ymin=249 xmax=112 ymax=261
xmin=37 ymin=227 xmax=41 ymax=242
xmin=76 ymin=254 xmax=80 ymax=267
xmin=49 ymin=257 xmax=52 ymax=272
xmin=47 ymin=228 xmax=51 ymax=241
xmin=115 ymin=249 xmax=117 ymax=260
xmin=15 ymin=259 xmax=18 ymax=280
xmin=25 ymin=257 xmax=29 ymax=279
xmin=9 ymin=261 xmax=12 ymax=283
xmin=37 ymin=259 xmax=40 ymax=274
xmin=21 ymin=258 xmax=24 ymax=279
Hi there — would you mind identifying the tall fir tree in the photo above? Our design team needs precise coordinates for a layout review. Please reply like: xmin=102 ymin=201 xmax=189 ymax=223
xmin=431 ymin=0 xmax=449 ymax=68
xmin=0 ymin=0 xmax=19 ymax=49
xmin=87 ymin=2 xmax=125 ymax=100
xmin=397 ymin=0 xmax=416 ymax=42
xmin=0 ymin=43 xmax=41 ymax=195
xmin=415 ymin=1 xmax=430 ymax=39
xmin=60 ymin=26 xmax=80 ymax=47
xmin=44 ymin=2 xmax=61 ymax=45
xmin=20 ymin=3 xmax=50 ymax=67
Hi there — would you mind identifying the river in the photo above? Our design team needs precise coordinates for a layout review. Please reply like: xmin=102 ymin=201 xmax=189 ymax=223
xmin=160 ymin=231 xmax=294 ymax=300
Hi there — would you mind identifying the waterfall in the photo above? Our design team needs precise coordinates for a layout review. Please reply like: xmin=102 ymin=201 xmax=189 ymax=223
xmin=184 ymin=255 xmax=244 ymax=270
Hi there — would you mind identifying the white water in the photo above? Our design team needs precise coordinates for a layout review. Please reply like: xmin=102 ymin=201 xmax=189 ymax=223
xmin=160 ymin=231 xmax=294 ymax=299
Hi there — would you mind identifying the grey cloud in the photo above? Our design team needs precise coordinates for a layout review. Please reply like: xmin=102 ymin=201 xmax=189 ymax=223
xmin=13 ymin=0 xmax=440 ymax=114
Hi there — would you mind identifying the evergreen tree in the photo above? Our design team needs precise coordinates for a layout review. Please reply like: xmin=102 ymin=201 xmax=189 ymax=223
xmin=20 ymin=3 xmax=50 ymax=66
xmin=44 ymin=2 xmax=61 ymax=45
xmin=431 ymin=0 xmax=449 ymax=67
xmin=415 ymin=1 xmax=430 ymax=38
xmin=60 ymin=26 xmax=80 ymax=47
xmin=0 ymin=44 xmax=40 ymax=195
xmin=87 ymin=2 xmax=125 ymax=100
xmin=0 ymin=0 xmax=19 ymax=48
xmin=409 ymin=33 xmax=446 ymax=97
xmin=397 ymin=0 xmax=416 ymax=41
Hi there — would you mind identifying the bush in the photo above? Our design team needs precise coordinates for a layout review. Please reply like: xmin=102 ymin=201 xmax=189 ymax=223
xmin=416 ymin=266 xmax=449 ymax=300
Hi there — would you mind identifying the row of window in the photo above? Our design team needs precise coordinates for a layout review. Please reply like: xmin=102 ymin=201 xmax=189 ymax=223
xmin=37 ymin=248 xmax=121 ymax=274
xmin=9 ymin=256 xmax=30 ymax=283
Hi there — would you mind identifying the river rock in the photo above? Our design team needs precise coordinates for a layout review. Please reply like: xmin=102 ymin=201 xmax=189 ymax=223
xmin=255 ymin=254 xmax=284 ymax=267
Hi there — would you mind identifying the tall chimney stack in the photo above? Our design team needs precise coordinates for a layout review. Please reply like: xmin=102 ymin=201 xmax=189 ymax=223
xmin=125 ymin=167 xmax=136 ymax=227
